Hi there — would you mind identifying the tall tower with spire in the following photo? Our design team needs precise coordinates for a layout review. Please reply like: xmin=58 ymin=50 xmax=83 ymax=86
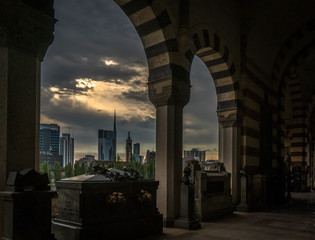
xmin=98 ymin=110 xmax=117 ymax=161
xmin=113 ymin=110 xmax=117 ymax=161
xmin=125 ymin=131 xmax=132 ymax=162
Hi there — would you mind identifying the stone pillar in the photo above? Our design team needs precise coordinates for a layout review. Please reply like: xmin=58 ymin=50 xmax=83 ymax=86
xmin=218 ymin=110 xmax=241 ymax=206
xmin=0 ymin=0 xmax=55 ymax=235
xmin=148 ymin=77 xmax=190 ymax=226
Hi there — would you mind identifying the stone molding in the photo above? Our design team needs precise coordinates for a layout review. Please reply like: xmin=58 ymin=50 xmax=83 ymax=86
xmin=218 ymin=113 xmax=239 ymax=128
xmin=0 ymin=1 xmax=55 ymax=60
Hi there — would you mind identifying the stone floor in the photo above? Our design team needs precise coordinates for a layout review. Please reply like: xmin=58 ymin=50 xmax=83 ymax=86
xmin=141 ymin=192 xmax=315 ymax=240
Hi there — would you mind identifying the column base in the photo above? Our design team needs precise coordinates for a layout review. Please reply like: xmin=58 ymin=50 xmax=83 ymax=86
xmin=174 ymin=218 xmax=201 ymax=230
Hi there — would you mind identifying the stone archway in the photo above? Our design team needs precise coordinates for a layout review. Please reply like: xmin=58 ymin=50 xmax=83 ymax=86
xmin=184 ymin=28 xmax=241 ymax=205
xmin=113 ymin=0 xmax=191 ymax=224
xmin=275 ymin=34 xmax=315 ymax=191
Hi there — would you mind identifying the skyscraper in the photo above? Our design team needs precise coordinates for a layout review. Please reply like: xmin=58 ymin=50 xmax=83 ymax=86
xmin=40 ymin=124 xmax=63 ymax=167
xmin=113 ymin=110 xmax=117 ymax=161
xmin=40 ymin=124 xmax=60 ymax=155
xmin=126 ymin=132 xmax=132 ymax=162
xmin=98 ymin=130 xmax=115 ymax=161
xmin=133 ymin=143 xmax=140 ymax=162
xmin=98 ymin=111 xmax=117 ymax=161
xmin=145 ymin=150 xmax=156 ymax=164
xmin=60 ymin=133 xmax=74 ymax=167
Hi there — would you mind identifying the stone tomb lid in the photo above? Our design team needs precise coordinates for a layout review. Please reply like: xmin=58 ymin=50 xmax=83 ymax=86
xmin=60 ymin=174 xmax=111 ymax=182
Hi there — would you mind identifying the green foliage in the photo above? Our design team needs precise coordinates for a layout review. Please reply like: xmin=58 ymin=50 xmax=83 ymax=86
xmin=65 ymin=164 xmax=73 ymax=178
xmin=107 ymin=161 xmax=124 ymax=170
xmin=101 ymin=161 xmax=105 ymax=168
xmin=87 ymin=162 xmax=93 ymax=173
xmin=79 ymin=164 xmax=86 ymax=174
xmin=40 ymin=161 xmax=51 ymax=182
xmin=73 ymin=162 xmax=79 ymax=176
xmin=74 ymin=162 xmax=85 ymax=176
xmin=54 ymin=162 xmax=62 ymax=181
xmin=146 ymin=159 xmax=155 ymax=179
xmin=125 ymin=159 xmax=155 ymax=179
xmin=106 ymin=158 xmax=156 ymax=179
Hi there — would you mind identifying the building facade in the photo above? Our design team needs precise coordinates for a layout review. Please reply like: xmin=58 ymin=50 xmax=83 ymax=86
xmin=40 ymin=152 xmax=63 ymax=167
xmin=98 ymin=130 xmax=115 ymax=161
xmin=98 ymin=111 xmax=117 ymax=161
xmin=39 ymin=124 xmax=61 ymax=167
xmin=60 ymin=133 xmax=74 ymax=167
xmin=126 ymin=132 xmax=132 ymax=162
xmin=184 ymin=148 xmax=206 ymax=162
xmin=40 ymin=124 xmax=60 ymax=155
xmin=146 ymin=150 xmax=156 ymax=164
xmin=133 ymin=143 xmax=140 ymax=162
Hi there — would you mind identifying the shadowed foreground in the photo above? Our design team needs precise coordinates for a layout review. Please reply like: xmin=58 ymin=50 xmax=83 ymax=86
xmin=141 ymin=192 xmax=315 ymax=240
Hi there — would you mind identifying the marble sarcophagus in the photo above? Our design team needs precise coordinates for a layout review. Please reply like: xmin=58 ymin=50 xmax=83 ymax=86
xmin=52 ymin=169 xmax=162 ymax=240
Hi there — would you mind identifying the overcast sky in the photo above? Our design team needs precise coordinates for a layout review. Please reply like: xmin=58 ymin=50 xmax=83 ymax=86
xmin=41 ymin=0 xmax=218 ymax=160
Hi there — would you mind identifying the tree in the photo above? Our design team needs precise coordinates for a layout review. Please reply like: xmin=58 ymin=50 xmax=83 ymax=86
xmin=100 ymin=161 xmax=105 ymax=168
xmin=146 ymin=159 xmax=155 ymax=179
xmin=54 ymin=162 xmax=62 ymax=181
xmin=65 ymin=164 xmax=73 ymax=178
xmin=73 ymin=162 xmax=79 ymax=176
xmin=79 ymin=164 xmax=86 ymax=174
xmin=87 ymin=162 xmax=93 ymax=173
xmin=40 ymin=161 xmax=51 ymax=182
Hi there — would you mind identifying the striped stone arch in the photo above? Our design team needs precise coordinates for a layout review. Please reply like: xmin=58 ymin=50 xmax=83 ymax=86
xmin=283 ymin=73 xmax=307 ymax=164
xmin=274 ymin=23 xmax=315 ymax=169
xmin=278 ymin=42 xmax=315 ymax=168
xmin=306 ymin=93 xmax=315 ymax=132
xmin=184 ymin=28 xmax=239 ymax=112
xmin=272 ymin=18 xmax=315 ymax=81
xmin=113 ymin=0 xmax=187 ymax=83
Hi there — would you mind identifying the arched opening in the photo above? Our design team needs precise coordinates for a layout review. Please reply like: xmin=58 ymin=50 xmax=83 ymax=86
xmin=184 ymin=55 xmax=218 ymax=164
xmin=185 ymin=43 xmax=240 ymax=205
xmin=40 ymin=0 xmax=155 ymax=176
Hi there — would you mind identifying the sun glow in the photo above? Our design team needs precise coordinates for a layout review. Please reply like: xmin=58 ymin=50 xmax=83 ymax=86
xmin=75 ymin=78 xmax=95 ymax=89
xmin=101 ymin=58 xmax=119 ymax=66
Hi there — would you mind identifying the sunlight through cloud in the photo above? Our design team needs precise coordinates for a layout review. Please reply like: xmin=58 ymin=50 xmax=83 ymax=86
xmin=101 ymin=58 xmax=119 ymax=66
xmin=75 ymin=78 xmax=95 ymax=89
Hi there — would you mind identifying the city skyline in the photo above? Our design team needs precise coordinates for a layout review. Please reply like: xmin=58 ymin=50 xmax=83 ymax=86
xmin=40 ymin=0 xmax=219 ymax=161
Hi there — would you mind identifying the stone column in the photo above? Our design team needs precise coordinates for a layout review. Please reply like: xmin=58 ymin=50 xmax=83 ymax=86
xmin=0 ymin=0 xmax=55 ymax=235
xmin=218 ymin=110 xmax=241 ymax=206
xmin=149 ymin=77 xmax=190 ymax=226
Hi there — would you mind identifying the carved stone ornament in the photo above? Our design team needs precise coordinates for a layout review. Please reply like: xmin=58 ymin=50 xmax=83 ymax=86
xmin=148 ymin=82 xmax=190 ymax=107
xmin=149 ymin=85 xmax=172 ymax=107
xmin=218 ymin=113 xmax=239 ymax=128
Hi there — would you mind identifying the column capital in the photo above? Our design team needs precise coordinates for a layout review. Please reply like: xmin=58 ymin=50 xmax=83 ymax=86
xmin=0 ymin=0 xmax=55 ymax=60
xmin=217 ymin=111 xmax=241 ymax=128
xmin=148 ymin=77 xmax=190 ymax=107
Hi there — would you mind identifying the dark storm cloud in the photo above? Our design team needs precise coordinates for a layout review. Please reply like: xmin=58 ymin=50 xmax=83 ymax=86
xmin=40 ymin=0 xmax=219 ymax=156
xmin=121 ymin=90 xmax=149 ymax=102
xmin=42 ymin=0 xmax=147 ymax=89
xmin=41 ymin=87 xmax=155 ymax=151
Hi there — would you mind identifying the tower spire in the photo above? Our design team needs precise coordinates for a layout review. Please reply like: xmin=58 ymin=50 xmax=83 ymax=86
xmin=113 ymin=109 xmax=117 ymax=161
xmin=113 ymin=109 xmax=116 ymax=133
